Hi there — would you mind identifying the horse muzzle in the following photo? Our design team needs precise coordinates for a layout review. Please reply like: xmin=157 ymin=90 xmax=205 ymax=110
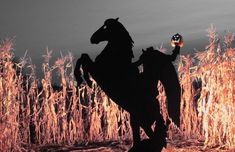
xmin=90 ymin=36 xmax=99 ymax=44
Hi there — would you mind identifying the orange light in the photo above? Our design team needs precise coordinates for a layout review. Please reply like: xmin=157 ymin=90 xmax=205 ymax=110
xmin=171 ymin=33 xmax=184 ymax=47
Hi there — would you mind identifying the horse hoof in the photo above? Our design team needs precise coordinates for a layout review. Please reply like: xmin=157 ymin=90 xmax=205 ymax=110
xmin=128 ymin=144 xmax=140 ymax=152
xmin=128 ymin=139 xmax=164 ymax=152
xmin=153 ymin=132 xmax=167 ymax=149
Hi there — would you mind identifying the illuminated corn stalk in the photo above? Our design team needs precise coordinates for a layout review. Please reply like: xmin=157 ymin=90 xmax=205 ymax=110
xmin=0 ymin=38 xmax=25 ymax=151
xmin=178 ymin=26 xmax=235 ymax=148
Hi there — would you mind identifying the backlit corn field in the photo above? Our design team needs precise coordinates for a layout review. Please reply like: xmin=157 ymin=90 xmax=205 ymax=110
xmin=0 ymin=26 xmax=234 ymax=151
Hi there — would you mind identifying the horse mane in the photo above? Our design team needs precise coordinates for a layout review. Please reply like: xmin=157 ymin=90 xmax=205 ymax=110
xmin=105 ymin=18 xmax=134 ymax=58
xmin=115 ymin=21 xmax=134 ymax=48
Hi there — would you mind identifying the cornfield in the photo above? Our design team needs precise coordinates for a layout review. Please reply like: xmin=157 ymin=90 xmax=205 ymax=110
xmin=179 ymin=26 xmax=235 ymax=149
xmin=0 ymin=26 xmax=234 ymax=151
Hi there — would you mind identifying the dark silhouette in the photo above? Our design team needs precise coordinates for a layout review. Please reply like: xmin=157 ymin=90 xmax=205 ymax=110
xmin=74 ymin=18 xmax=181 ymax=152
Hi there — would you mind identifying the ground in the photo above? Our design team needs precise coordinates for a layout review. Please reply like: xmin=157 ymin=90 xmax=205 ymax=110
xmin=34 ymin=140 xmax=235 ymax=152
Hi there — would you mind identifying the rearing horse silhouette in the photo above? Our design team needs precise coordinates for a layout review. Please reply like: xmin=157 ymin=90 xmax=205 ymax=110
xmin=74 ymin=18 xmax=181 ymax=152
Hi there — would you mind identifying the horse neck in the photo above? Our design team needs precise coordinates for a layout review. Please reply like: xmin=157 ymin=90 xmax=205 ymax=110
xmin=96 ymin=40 xmax=133 ymax=68
xmin=108 ymin=39 xmax=132 ymax=49
xmin=105 ymin=40 xmax=133 ymax=58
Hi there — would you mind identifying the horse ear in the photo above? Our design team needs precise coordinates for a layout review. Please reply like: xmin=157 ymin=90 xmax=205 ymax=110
xmin=142 ymin=49 xmax=146 ymax=53
xmin=115 ymin=17 xmax=119 ymax=21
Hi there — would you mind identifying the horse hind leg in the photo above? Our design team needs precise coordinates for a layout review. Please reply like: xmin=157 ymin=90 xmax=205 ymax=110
xmin=137 ymin=119 xmax=167 ymax=152
xmin=142 ymin=101 xmax=167 ymax=151
xmin=130 ymin=115 xmax=140 ymax=146
xmin=128 ymin=115 xmax=141 ymax=152
xmin=129 ymin=123 xmax=165 ymax=152
xmin=153 ymin=114 xmax=167 ymax=150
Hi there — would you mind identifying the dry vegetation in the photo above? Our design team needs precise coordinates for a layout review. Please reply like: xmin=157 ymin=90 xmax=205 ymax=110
xmin=0 ymin=26 xmax=234 ymax=151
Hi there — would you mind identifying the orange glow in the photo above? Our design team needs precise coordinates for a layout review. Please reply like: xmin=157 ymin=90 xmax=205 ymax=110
xmin=171 ymin=33 xmax=184 ymax=47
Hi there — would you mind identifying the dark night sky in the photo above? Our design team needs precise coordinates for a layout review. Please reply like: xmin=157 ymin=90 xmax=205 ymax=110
xmin=0 ymin=0 xmax=234 ymax=78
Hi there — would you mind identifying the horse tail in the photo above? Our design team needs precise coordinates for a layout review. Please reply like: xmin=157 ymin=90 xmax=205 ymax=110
xmin=159 ymin=62 xmax=181 ymax=127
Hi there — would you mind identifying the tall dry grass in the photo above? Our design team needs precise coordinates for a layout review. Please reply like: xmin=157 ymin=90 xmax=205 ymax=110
xmin=0 ymin=39 xmax=132 ymax=151
xmin=0 ymin=26 xmax=234 ymax=151
xmin=179 ymin=25 xmax=235 ymax=149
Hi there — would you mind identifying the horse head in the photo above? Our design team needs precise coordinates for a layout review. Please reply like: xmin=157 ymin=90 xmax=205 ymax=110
xmin=90 ymin=18 xmax=134 ymax=48
xmin=91 ymin=18 xmax=135 ymax=68
xmin=91 ymin=17 xmax=118 ymax=44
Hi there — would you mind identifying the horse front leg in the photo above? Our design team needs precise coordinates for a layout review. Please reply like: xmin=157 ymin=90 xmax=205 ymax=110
xmin=82 ymin=54 xmax=93 ymax=87
xmin=74 ymin=53 xmax=94 ymax=87
xmin=74 ymin=57 xmax=83 ymax=86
